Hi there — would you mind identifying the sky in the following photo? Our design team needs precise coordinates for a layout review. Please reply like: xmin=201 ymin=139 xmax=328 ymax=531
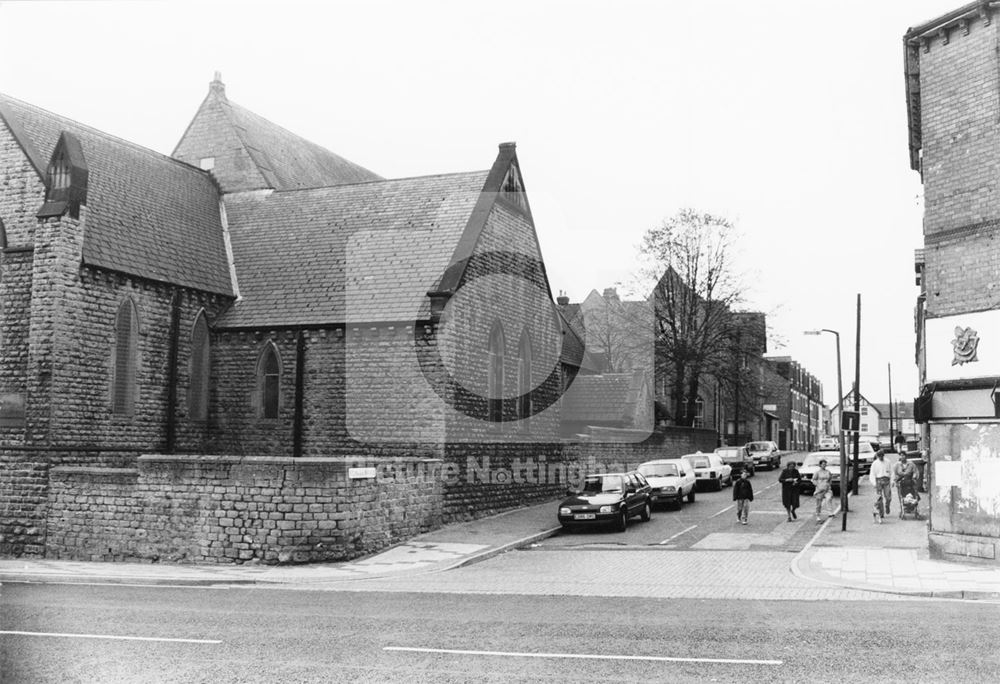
xmin=0 ymin=0 xmax=967 ymax=407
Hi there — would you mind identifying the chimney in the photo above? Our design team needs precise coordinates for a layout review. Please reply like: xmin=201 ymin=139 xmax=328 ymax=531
xmin=603 ymin=287 xmax=619 ymax=302
xmin=556 ymin=290 xmax=569 ymax=307
xmin=210 ymin=71 xmax=226 ymax=98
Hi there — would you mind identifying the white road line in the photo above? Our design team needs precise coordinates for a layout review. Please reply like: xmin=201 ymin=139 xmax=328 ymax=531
xmin=658 ymin=525 xmax=697 ymax=545
xmin=0 ymin=630 xmax=221 ymax=644
xmin=384 ymin=646 xmax=782 ymax=665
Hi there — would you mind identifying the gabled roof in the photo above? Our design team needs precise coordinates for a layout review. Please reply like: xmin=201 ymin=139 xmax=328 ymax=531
xmin=172 ymin=75 xmax=381 ymax=193
xmin=561 ymin=372 xmax=641 ymax=424
xmin=216 ymin=170 xmax=489 ymax=327
xmin=0 ymin=93 xmax=234 ymax=295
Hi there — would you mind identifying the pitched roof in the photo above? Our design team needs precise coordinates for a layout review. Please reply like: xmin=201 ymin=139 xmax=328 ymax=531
xmin=216 ymin=170 xmax=489 ymax=327
xmin=173 ymin=76 xmax=381 ymax=193
xmin=561 ymin=372 xmax=639 ymax=424
xmin=0 ymin=93 xmax=233 ymax=295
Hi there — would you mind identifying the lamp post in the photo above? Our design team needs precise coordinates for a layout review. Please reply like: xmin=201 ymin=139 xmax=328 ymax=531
xmin=805 ymin=328 xmax=848 ymax=530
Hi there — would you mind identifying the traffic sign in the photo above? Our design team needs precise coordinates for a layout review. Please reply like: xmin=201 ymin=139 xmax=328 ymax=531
xmin=841 ymin=410 xmax=860 ymax=432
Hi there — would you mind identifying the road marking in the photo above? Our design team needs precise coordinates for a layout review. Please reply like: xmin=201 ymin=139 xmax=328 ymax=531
xmin=0 ymin=630 xmax=221 ymax=644
xmin=384 ymin=646 xmax=781 ymax=665
xmin=658 ymin=525 xmax=697 ymax=545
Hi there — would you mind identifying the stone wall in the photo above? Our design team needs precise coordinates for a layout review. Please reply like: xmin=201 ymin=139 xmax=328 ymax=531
xmin=44 ymin=455 xmax=443 ymax=564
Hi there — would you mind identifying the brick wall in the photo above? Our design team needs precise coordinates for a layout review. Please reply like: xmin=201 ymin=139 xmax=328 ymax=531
xmin=919 ymin=16 xmax=1000 ymax=317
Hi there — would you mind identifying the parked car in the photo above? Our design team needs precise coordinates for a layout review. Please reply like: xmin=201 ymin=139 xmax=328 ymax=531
xmin=818 ymin=436 xmax=839 ymax=451
xmin=557 ymin=472 xmax=652 ymax=531
xmin=797 ymin=452 xmax=850 ymax=496
xmin=638 ymin=458 xmax=697 ymax=508
xmin=849 ymin=440 xmax=877 ymax=475
xmin=745 ymin=440 xmax=781 ymax=470
xmin=680 ymin=452 xmax=732 ymax=491
xmin=715 ymin=446 xmax=755 ymax=477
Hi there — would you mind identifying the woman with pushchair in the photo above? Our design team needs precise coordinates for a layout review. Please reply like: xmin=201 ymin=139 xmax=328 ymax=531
xmin=894 ymin=452 xmax=921 ymax=519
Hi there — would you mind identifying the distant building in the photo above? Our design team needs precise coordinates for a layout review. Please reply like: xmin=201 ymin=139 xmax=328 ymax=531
xmin=764 ymin=357 xmax=823 ymax=451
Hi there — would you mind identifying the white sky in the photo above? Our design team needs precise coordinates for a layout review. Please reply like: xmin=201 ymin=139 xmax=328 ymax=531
xmin=0 ymin=0 xmax=965 ymax=406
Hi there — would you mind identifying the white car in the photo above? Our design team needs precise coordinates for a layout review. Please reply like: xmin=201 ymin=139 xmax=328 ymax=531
xmin=818 ymin=436 xmax=839 ymax=451
xmin=797 ymin=452 xmax=850 ymax=496
xmin=637 ymin=459 xmax=697 ymax=508
xmin=680 ymin=452 xmax=732 ymax=491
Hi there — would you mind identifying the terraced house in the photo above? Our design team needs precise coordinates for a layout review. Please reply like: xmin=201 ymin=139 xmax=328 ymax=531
xmin=0 ymin=74 xmax=586 ymax=564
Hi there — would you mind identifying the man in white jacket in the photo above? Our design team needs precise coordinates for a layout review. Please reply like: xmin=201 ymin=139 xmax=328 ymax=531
xmin=869 ymin=450 xmax=893 ymax=523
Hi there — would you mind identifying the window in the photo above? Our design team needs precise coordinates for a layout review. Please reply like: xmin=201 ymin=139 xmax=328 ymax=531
xmin=861 ymin=406 xmax=868 ymax=416
xmin=188 ymin=312 xmax=210 ymax=421
xmin=488 ymin=322 xmax=505 ymax=424
xmin=111 ymin=299 xmax=138 ymax=415
xmin=517 ymin=329 xmax=532 ymax=429
xmin=257 ymin=343 xmax=281 ymax=419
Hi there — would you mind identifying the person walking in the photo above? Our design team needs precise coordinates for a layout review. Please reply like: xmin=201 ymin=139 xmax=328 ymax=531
xmin=812 ymin=458 xmax=834 ymax=522
xmin=733 ymin=469 xmax=754 ymax=525
xmin=779 ymin=459 xmax=801 ymax=522
xmin=869 ymin=449 xmax=893 ymax=523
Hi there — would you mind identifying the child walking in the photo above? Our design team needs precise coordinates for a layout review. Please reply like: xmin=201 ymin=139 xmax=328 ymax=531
xmin=733 ymin=469 xmax=754 ymax=525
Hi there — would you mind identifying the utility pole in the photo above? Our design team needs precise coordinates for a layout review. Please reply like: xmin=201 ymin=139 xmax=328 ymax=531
xmin=851 ymin=294 xmax=862 ymax=496
xmin=888 ymin=363 xmax=895 ymax=451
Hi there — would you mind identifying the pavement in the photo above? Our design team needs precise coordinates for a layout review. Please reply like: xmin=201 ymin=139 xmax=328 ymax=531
xmin=3 ymin=483 xmax=1000 ymax=600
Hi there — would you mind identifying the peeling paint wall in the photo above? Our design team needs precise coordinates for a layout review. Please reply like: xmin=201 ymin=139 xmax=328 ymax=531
xmin=929 ymin=422 xmax=1000 ymax=540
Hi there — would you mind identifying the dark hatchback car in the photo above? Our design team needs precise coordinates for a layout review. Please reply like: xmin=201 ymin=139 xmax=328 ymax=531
xmin=557 ymin=472 xmax=652 ymax=532
xmin=714 ymin=446 xmax=755 ymax=477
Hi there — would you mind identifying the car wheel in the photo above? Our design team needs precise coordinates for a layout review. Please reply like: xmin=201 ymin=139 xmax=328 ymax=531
xmin=715 ymin=477 xmax=723 ymax=492
xmin=687 ymin=488 xmax=696 ymax=503
xmin=615 ymin=508 xmax=628 ymax=532
xmin=640 ymin=500 xmax=652 ymax=522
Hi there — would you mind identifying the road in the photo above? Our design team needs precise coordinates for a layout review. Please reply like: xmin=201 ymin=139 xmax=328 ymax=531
xmin=4 ymin=583 xmax=1000 ymax=683
xmin=550 ymin=462 xmax=808 ymax=550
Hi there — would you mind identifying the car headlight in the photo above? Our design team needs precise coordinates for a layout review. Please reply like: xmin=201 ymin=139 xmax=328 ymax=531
xmin=599 ymin=505 xmax=614 ymax=514
xmin=559 ymin=507 xmax=571 ymax=516
xmin=665 ymin=486 xmax=676 ymax=493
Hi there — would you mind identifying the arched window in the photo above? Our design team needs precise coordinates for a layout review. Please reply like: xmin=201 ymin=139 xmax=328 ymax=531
xmin=517 ymin=328 xmax=533 ymax=429
xmin=258 ymin=343 xmax=281 ymax=419
xmin=111 ymin=298 xmax=139 ymax=415
xmin=188 ymin=311 xmax=210 ymax=421
xmin=487 ymin=322 xmax=505 ymax=424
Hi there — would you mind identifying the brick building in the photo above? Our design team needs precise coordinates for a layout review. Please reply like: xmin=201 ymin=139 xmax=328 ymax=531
xmin=763 ymin=356 xmax=823 ymax=451
xmin=905 ymin=2 xmax=1000 ymax=564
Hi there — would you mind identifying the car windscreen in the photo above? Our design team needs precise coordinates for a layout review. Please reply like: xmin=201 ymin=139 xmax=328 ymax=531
xmin=688 ymin=458 xmax=710 ymax=468
xmin=802 ymin=455 xmax=826 ymax=467
xmin=638 ymin=464 xmax=679 ymax=478
xmin=582 ymin=476 xmax=623 ymax=494
xmin=716 ymin=449 xmax=742 ymax=460
xmin=746 ymin=443 xmax=767 ymax=451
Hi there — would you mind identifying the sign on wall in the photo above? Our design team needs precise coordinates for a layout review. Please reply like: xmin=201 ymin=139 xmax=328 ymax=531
xmin=926 ymin=311 xmax=1000 ymax=382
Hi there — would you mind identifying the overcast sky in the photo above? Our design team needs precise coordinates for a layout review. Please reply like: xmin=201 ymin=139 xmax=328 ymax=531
xmin=0 ymin=0 xmax=966 ymax=406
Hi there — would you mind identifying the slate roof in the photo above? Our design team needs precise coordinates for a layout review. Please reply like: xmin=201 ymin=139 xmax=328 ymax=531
xmin=0 ymin=93 xmax=233 ymax=296
xmin=225 ymin=99 xmax=381 ymax=190
xmin=561 ymin=373 xmax=638 ymax=424
xmin=172 ymin=77 xmax=381 ymax=193
xmin=216 ymin=171 xmax=489 ymax=327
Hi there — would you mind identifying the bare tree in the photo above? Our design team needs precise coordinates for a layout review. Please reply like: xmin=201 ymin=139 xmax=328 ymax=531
xmin=639 ymin=209 xmax=748 ymax=428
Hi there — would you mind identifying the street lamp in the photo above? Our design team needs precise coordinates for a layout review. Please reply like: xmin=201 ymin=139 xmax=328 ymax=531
xmin=804 ymin=328 xmax=848 ymax=531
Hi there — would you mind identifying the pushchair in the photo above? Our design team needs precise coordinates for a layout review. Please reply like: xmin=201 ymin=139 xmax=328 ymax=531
xmin=898 ymin=479 xmax=922 ymax=520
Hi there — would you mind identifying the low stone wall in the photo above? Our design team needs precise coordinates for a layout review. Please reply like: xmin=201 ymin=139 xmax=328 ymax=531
xmin=44 ymin=455 xmax=443 ymax=564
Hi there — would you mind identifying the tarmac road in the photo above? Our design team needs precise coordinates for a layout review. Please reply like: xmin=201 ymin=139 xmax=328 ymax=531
xmin=2 ymin=582 xmax=996 ymax=683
